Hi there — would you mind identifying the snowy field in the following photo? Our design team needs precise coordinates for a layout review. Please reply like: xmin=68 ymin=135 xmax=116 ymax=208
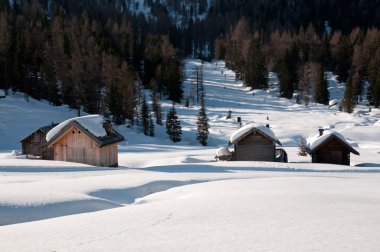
xmin=0 ymin=60 xmax=380 ymax=251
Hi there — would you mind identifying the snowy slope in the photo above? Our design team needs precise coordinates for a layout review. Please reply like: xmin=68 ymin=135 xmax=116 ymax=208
xmin=1 ymin=176 xmax=380 ymax=251
xmin=0 ymin=93 xmax=79 ymax=150
xmin=0 ymin=60 xmax=380 ymax=251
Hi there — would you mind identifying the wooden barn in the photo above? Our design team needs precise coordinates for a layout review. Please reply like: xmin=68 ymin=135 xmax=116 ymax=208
xmin=20 ymin=123 xmax=58 ymax=159
xmin=307 ymin=129 xmax=359 ymax=165
xmin=229 ymin=124 xmax=282 ymax=161
xmin=46 ymin=115 xmax=124 ymax=167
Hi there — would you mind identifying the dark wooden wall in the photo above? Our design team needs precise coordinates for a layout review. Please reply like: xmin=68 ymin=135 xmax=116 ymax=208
xmin=21 ymin=131 xmax=54 ymax=160
xmin=312 ymin=138 xmax=350 ymax=165
xmin=234 ymin=131 xmax=275 ymax=161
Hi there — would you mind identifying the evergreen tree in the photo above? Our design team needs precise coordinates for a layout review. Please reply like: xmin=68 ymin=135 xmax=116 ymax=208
xmin=244 ymin=39 xmax=267 ymax=89
xmin=150 ymin=78 xmax=162 ymax=125
xmin=166 ymin=104 xmax=182 ymax=142
xmin=335 ymin=36 xmax=352 ymax=83
xmin=196 ymin=82 xmax=209 ymax=146
xmin=343 ymin=79 xmax=356 ymax=113
xmin=148 ymin=112 xmax=155 ymax=137
xmin=315 ymin=67 xmax=329 ymax=105
xmin=108 ymin=84 xmax=125 ymax=125
xmin=162 ymin=58 xmax=183 ymax=103
xmin=140 ymin=96 xmax=150 ymax=135
xmin=278 ymin=45 xmax=298 ymax=99
xmin=319 ymin=34 xmax=332 ymax=70
xmin=367 ymin=47 xmax=380 ymax=108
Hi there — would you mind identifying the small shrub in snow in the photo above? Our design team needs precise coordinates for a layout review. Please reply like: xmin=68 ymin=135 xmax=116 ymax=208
xmin=298 ymin=138 xmax=308 ymax=156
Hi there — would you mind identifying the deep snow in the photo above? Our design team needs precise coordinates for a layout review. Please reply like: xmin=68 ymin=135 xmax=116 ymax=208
xmin=0 ymin=59 xmax=380 ymax=251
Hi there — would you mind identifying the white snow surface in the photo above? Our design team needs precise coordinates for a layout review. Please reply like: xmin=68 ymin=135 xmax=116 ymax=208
xmin=1 ymin=60 xmax=380 ymax=251
xmin=307 ymin=130 xmax=355 ymax=152
xmin=46 ymin=114 xmax=106 ymax=142
xmin=229 ymin=123 xmax=278 ymax=144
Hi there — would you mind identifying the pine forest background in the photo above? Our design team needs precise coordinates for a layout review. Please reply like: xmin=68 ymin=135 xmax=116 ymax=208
xmin=0 ymin=0 xmax=379 ymax=129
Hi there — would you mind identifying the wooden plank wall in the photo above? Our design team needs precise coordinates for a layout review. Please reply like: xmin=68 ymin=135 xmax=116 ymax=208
xmin=100 ymin=144 xmax=118 ymax=167
xmin=52 ymin=126 xmax=118 ymax=166
xmin=53 ymin=126 xmax=101 ymax=166
xmin=235 ymin=132 xmax=275 ymax=161
xmin=22 ymin=131 xmax=54 ymax=159
xmin=313 ymin=138 xmax=350 ymax=165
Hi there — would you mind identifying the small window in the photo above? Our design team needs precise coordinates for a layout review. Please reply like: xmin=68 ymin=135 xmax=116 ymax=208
xmin=72 ymin=131 xmax=75 ymax=134
xmin=78 ymin=131 xmax=81 ymax=134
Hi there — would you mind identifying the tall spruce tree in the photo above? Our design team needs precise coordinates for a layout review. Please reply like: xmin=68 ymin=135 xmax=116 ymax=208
xmin=315 ymin=67 xmax=329 ymax=105
xmin=140 ymin=96 xmax=150 ymax=136
xmin=367 ymin=47 xmax=380 ymax=108
xmin=196 ymin=81 xmax=209 ymax=146
xmin=148 ymin=111 xmax=155 ymax=137
xmin=343 ymin=79 xmax=356 ymax=113
xmin=166 ymin=104 xmax=182 ymax=142
xmin=278 ymin=44 xmax=298 ymax=99
xmin=244 ymin=39 xmax=267 ymax=89
xmin=335 ymin=36 xmax=352 ymax=83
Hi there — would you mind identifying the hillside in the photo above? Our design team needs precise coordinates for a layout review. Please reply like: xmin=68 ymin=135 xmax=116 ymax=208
xmin=0 ymin=60 xmax=380 ymax=251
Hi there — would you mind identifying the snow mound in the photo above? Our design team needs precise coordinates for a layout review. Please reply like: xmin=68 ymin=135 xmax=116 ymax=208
xmin=0 ymin=150 xmax=20 ymax=159
xmin=229 ymin=123 xmax=278 ymax=144
xmin=375 ymin=120 xmax=380 ymax=126
xmin=329 ymin=99 xmax=341 ymax=107
xmin=46 ymin=115 xmax=106 ymax=142
xmin=215 ymin=147 xmax=232 ymax=157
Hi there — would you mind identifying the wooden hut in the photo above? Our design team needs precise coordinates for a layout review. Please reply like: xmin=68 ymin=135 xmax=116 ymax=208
xmin=307 ymin=129 xmax=359 ymax=165
xmin=20 ymin=123 xmax=58 ymax=159
xmin=46 ymin=115 xmax=124 ymax=167
xmin=229 ymin=124 xmax=282 ymax=161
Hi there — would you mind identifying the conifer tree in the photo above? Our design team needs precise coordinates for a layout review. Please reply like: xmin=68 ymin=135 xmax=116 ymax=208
xmin=278 ymin=44 xmax=298 ymax=99
xmin=343 ymin=79 xmax=356 ymax=113
xmin=196 ymin=82 xmax=209 ymax=146
xmin=244 ymin=39 xmax=267 ymax=89
xmin=315 ymin=67 xmax=329 ymax=105
xmin=108 ymin=84 xmax=125 ymax=125
xmin=140 ymin=96 xmax=150 ymax=135
xmin=166 ymin=104 xmax=182 ymax=142
xmin=335 ymin=36 xmax=352 ymax=83
xmin=150 ymin=78 xmax=162 ymax=125
xmin=162 ymin=58 xmax=183 ymax=103
xmin=148 ymin=112 xmax=155 ymax=137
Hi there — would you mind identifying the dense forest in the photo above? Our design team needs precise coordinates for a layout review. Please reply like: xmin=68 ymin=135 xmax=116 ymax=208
xmin=0 ymin=0 xmax=379 ymax=131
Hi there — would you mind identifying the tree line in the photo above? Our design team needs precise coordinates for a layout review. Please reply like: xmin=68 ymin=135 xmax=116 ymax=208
xmin=0 ymin=3 xmax=183 ymax=126
xmin=215 ymin=18 xmax=380 ymax=110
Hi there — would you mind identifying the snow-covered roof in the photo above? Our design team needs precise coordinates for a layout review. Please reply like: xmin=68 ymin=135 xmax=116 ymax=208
xmin=45 ymin=115 xmax=124 ymax=148
xmin=229 ymin=123 xmax=281 ymax=145
xmin=46 ymin=115 xmax=107 ymax=142
xmin=20 ymin=123 xmax=58 ymax=143
xmin=307 ymin=130 xmax=359 ymax=155
xmin=215 ymin=147 xmax=232 ymax=157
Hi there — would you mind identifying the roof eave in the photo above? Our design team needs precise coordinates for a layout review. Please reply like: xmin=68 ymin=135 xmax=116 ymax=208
xmin=47 ymin=121 xmax=103 ymax=148
xmin=231 ymin=128 xmax=281 ymax=146
xmin=309 ymin=135 xmax=360 ymax=155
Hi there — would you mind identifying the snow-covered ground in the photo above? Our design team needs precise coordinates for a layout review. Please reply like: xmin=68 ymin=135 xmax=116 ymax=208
xmin=0 ymin=60 xmax=380 ymax=251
